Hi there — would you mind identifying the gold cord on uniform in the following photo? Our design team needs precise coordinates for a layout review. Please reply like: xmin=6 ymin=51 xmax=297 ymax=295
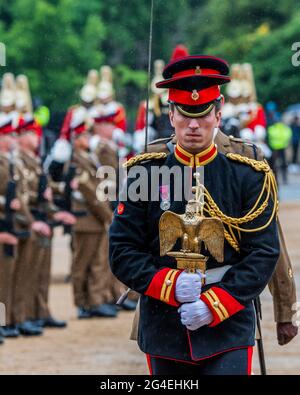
xmin=203 ymin=154 xmax=278 ymax=252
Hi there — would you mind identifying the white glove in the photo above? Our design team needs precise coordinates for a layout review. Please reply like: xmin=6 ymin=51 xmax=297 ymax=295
xmin=178 ymin=300 xmax=213 ymax=331
xmin=175 ymin=270 xmax=204 ymax=303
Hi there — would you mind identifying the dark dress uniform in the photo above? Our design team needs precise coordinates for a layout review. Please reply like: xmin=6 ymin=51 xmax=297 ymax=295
xmin=147 ymin=131 xmax=298 ymax=326
xmin=109 ymin=55 xmax=280 ymax=374
xmin=109 ymin=146 xmax=279 ymax=362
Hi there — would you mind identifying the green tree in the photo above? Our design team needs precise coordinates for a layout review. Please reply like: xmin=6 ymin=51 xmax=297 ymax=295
xmin=1 ymin=0 xmax=300 ymax=124
xmin=1 ymin=0 xmax=106 ymax=111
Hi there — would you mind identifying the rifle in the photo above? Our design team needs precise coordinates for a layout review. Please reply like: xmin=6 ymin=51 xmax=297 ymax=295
xmin=31 ymin=172 xmax=63 ymax=245
xmin=0 ymin=155 xmax=30 ymax=256
xmin=31 ymin=173 xmax=49 ymax=223
xmin=63 ymin=162 xmax=76 ymax=234
xmin=254 ymin=297 xmax=267 ymax=375
xmin=0 ymin=178 xmax=17 ymax=257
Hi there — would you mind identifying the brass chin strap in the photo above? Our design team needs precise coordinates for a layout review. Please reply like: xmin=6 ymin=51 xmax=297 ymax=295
xmin=176 ymin=103 xmax=215 ymax=118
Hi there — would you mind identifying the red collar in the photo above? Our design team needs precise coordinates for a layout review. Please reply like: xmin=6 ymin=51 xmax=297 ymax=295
xmin=174 ymin=143 xmax=217 ymax=167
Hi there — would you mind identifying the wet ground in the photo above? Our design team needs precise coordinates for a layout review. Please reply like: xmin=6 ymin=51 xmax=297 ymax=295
xmin=0 ymin=200 xmax=299 ymax=375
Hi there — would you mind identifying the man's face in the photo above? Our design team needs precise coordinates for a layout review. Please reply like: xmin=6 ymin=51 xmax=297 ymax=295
xmin=0 ymin=135 xmax=16 ymax=152
xmin=19 ymin=132 xmax=39 ymax=152
xmin=93 ymin=122 xmax=115 ymax=140
xmin=74 ymin=133 xmax=90 ymax=151
xmin=169 ymin=106 xmax=221 ymax=153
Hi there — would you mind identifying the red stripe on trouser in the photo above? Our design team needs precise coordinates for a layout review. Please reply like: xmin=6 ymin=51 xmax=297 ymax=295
xmin=247 ymin=347 xmax=254 ymax=375
xmin=146 ymin=354 xmax=153 ymax=376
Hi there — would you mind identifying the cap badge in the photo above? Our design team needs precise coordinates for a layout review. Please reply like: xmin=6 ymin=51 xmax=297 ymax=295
xmin=195 ymin=66 xmax=201 ymax=75
xmin=191 ymin=90 xmax=199 ymax=101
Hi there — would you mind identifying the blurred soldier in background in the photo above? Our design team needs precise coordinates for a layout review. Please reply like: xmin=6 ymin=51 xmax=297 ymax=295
xmin=51 ymin=115 xmax=120 ymax=318
xmin=290 ymin=115 xmax=300 ymax=170
xmin=267 ymin=119 xmax=292 ymax=184
xmin=17 ymin=117 xmax=75 ymax=330
xmin=222 ymin=63 xmax=271 ymax=159
xmin=11 ymin=119 xmax=49 ymax=336
xmin=90 ymin=65 xmax=129 ymax=159
xmin=133 ymin=45 xmax=189 ymax=154
xmin=0 ymin=115 xmax=24 ymax=340
xmin=0 ymin=75 xmax=44 ymax=338
xmin=89 ymin=116 xmax=137 ymax=311
xmin=60 ymin=69 xmax=98 ymax=140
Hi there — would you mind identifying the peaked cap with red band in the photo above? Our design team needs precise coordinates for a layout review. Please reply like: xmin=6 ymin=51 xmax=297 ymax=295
xmin=61 ymin=113 xmax=90 ymax=141
xmin=0 ymin=119 xmax=16 ymax=135
xmin=156 ymin=55 xmax=231 ymax=116
xmin=17 ymin=116 xmax=42 ymax=137
xmin=70 ymin=121 xmax=89 ymax=137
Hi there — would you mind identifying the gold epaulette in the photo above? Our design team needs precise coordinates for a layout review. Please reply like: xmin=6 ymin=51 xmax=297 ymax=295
xmin=226 ymin=153 xmax=270 ymax=173
xmin=123 ymin=152 xmax=167 ymax=168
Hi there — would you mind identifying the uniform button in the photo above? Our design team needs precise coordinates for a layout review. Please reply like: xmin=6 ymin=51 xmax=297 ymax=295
xmin=165 ymin=280 xmax=172 ymax=286
xmin=288 ymin=268 xmax=293 ymax=278
xmin=213 ymin=301 xmax=219 ymax=308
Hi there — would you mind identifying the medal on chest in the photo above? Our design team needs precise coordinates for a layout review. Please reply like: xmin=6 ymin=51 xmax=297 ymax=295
xmin=159 ymin=185 xmax=170 ymax=211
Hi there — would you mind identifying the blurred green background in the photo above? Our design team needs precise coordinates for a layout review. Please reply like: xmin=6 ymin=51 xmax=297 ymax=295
xmin=1 ymin=0 xmax=300 ymax=123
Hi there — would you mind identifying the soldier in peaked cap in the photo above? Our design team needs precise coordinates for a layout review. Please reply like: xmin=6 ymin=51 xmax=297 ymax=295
xmin=144 ymin=62 xmax=298 ymax=346
xmin=109 ymin=55 xmax=280 ymax=375
xmin=0 ymin=115 xmax=39 ymax=338
xmin=52 ymin=118 xmax=120 ymax=319
xmin=16 ymin=116 xmax=75 ymax=329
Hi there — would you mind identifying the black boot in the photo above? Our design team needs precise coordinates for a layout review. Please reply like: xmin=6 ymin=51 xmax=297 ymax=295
xmin=2 ymin=325 xmax=20 ymax=338
xmin=77 ymin=307 xmax=92 ymax=319
xmin=31 ymin=319 xmax=44 ymax=327
xmin=39 ymin=316 xmax=67 ymax=329
xmin=18 ymin=321 xmax=43 ymax=336
xmin=89 ymin=304 xmax=118 ymax=318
